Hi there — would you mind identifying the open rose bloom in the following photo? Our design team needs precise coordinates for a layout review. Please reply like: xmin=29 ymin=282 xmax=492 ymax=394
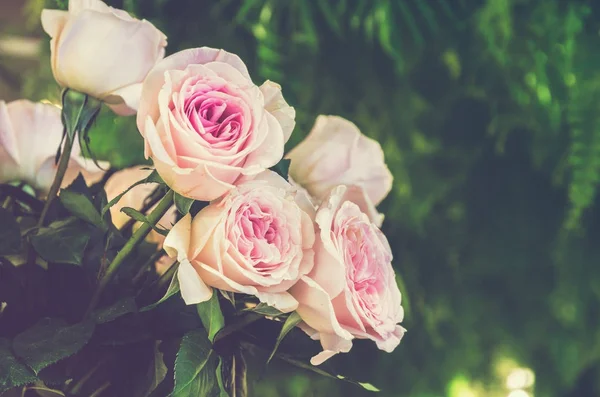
xmin=0 ymin=100 xmax=105 ymax=193
xmin=137 ymin=47 xmax=295 ymax=201
xmin=290 ymin=185 xmax=405 ymax=365
xmin=41 ymin=0 xmax=167 ymax=115
xmin=164 ymin=171 xmax=315 ymax=312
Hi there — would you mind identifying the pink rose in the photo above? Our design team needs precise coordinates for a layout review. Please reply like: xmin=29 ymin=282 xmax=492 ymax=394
xmin=0 ymin=100 xmax=105 ymax=193
xmin=41 ymin=0 xmax=167 ymax=116
xmin=104 ymin=166 xmax=177 ymax=247
xmin=137 ymin=47 xmax=295 ymax=201
xmin=290 ymin=185 xmax=405 ymax=365
xmin=287 ymin=115 xmax=393 ymax=207
xmin=163 ymin=170 xmax=314 ymax=312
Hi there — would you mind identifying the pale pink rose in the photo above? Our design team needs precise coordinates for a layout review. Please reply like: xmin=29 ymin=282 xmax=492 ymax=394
xmin=104 ymin=166 xmax=177 ymax=272
xmin=41 ymin=0 xmax=167 ymax=116
xmin=137 ymin=47 xmax=295 ymax=201
xmin=286 ymin=115 xmax=393 ymax=207
xmin=163 ymin=170 xmax=314 ymax=312
xmin=0 ymin=100 xmax=105 ymax=193
xmin=290 ymin=185 xmax=405 ymax=365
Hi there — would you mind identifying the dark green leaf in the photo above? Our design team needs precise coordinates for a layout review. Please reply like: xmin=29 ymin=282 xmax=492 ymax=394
xmin=196 ymin=291 xmax=225 ymax=342
xmin=269 ymin=158 xmax=291 ymax=180
xmin=0 ymin=207 xmax=21 ymax=255
xmin=63 ymin=173 xmax=90 ymax=196
xmin=276 ymin=354 xmax=380 ymax=392
xmin=133 ymin=341 xmax=168 ymax=397
xmin=173 ymin=329 xmax=220 ymax=397
xmin=13 ymin=318 xmax=95 ymax=374
xmin=93 ymin=296 xmax=137 ymax=324
xmin=216 ymin=359 xmax=229 ymax=397
xmin=174 ymin=193 xmax=195 ymax=215
xmin=140 ymin=268 xmax=180 ymax=312
xmin=267 ymin=311 xmax=302 ymax=363
xmin=30 ymin=220 xmax=90 ymax=265
xmin=218 ymin=349 xmax=247 ymax=397
xmin=219 ymin=290 xmax=236 ymax=307
xmin=0 ymin=338 xmax=37 ymax=393
xmin=244 ymin=303 xmax=284 ymax=317
xmin=59 ymin=190 xmax=106 ymax=229
xmin=102 ymin=169 xmax=162 ymax=216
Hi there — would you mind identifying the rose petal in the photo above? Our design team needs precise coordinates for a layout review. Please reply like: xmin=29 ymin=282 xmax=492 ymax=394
xmin=260 ymin=80 xmax=296 ymax=142
xmin=178 ymin=259 xmax=213 ymax=304
xmin=40 ymin=9 xmax=69 ymax=38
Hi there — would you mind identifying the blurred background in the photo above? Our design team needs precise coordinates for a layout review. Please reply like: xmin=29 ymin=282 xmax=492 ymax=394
xmin=2 ymin=0 xmax=600 ymax=396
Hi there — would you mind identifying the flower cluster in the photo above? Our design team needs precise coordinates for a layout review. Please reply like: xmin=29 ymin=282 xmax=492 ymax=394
xmin=0 ymin=0 xmax=404 ymax=385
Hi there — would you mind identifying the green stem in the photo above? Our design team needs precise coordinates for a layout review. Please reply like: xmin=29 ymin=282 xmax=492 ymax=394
xmin=37 ymin=129 xmax=73 ymax=227
xmin=85 ymin=189 xmax=174 ymax=317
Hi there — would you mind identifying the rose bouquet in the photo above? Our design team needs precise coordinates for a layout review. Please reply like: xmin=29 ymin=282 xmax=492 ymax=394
xmin=0 ymin=1 xmax=405 ymax=396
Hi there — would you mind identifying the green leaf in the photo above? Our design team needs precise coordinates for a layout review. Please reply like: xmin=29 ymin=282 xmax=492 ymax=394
xmin=269 ymin=158 xmax=291 ymax=180
xmin=0 ymin=207 xmax=21 ymax=255
xmin=173 ymin=329 xmax=220 ymax=397
xmin=174 ymin=193 xmax=195 ymax=215
xmin=244 ymin=302 xmax=284 ymax=317
xmin=59 ymin=189 xmax=106 ymax=229
xmin=140 ymin=268 xmax=180 ymax=312
xmin=30 ymin=220 xmax=90 ymax=265
xmin=12 ymin=318 xmax=95 ymax=374
xmin=0 ymin=338 xmax=37 ymax=393
xmin=267 ymin=311 xmax=301 ymax=363
xmin=121 ymin=207 xmax=169 ymax=236
xmin=93 ymin=296 xmax=137 ymax=324
xmin=121 ymin=206 xmax=148 ymax=223
xmin=102 ymin=169 xmax=162 ymax=216
xmin=276 ymin=354 xmax=380 ymax=392
xmin=196 ymin=291 xmax=225 ymax=342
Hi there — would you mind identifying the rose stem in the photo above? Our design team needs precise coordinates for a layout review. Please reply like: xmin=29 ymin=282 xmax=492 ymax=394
xmin=26 ymin=127 xmax=74 ymax=269
xmin=37 ymin=126 xmax=73 ymax=227
xmin=85 ymin=189 xmax=174 ymax=317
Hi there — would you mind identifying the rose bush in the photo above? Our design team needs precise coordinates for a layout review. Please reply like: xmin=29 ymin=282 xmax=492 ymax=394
xmin=290 ymin=185 xmax=405 ymax=365
xmin=0 ymin=99 xmax=105 ymax=193
xmin=287 ymin=115 xmax=393 ymax=207
xmin=41 ymin=0 xmax=167 ymax=115
xmin=163 ymin=170 xmax=314 ymax=312
xmin=137 ymin=47 xmax=295 ymax=201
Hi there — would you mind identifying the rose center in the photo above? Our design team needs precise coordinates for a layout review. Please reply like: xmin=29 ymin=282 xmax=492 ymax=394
xmin=344 ymin=223 xmax=386 ymax=314
xmin=184 ymin=94 xmax=243 ymax=143
xmin=235 ymin=202 xmax=286 ymax=273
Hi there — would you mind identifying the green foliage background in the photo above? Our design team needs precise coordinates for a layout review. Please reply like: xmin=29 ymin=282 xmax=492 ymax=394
xmin=4 ymin=0 xmax=600 ymax=395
